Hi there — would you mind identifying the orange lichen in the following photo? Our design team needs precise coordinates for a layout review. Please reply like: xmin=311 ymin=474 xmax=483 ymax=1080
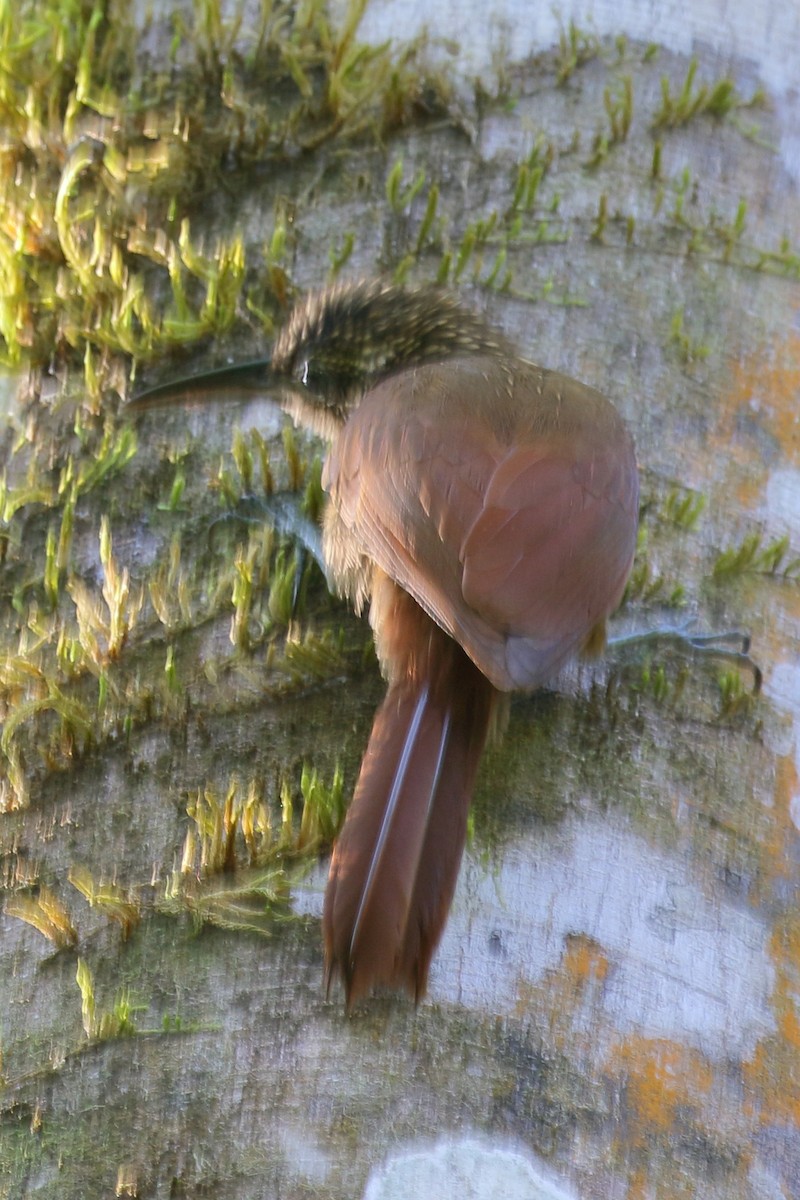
xmin=515 ymin=932 xmax=612 ymax=1023
xmin=760 ymin=752 xmax=800 ymax=883
xmin=778 ymin=1002 xmax=800 ymax=1051
xmin=514 ymin=934 xmax=613 ymax=1061
xmin=744 ymin=1038 xmax=800 ymax=1128
xmin=743 ymin=911 xmax=800 ymax=1127
xmin=610 ymin=1036 xmax=714 ymax=1141
xmin=561 ymin=931 xmax=611 ymax=988
xmin=734 ymin=334 xmax=800 ymax=458
xmin=710 ymin=332 xmax=800 ymax=510
xmin=626 ymin=1167 xmax=649 ymax=1200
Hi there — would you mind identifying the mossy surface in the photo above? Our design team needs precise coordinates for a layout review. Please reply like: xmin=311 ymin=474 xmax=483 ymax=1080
xmin=1 ymin=5 xmax=798 ymax=1198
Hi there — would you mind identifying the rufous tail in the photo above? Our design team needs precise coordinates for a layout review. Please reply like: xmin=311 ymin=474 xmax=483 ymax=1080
xmin=323 ymin=582 xmax=496 ymax=1008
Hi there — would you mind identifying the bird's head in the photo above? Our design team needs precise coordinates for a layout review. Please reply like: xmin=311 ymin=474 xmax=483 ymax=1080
xmin=130 ymin=280 xmax=510 ymax=437
xmin=271 ymin=279 xmax=511 ymax=420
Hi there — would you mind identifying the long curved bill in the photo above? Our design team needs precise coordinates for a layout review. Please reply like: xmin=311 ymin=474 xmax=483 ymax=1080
xmin=128 ymin=358 xmax=276 ymax=412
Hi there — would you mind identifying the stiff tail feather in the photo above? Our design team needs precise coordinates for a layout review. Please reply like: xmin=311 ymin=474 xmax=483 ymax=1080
xmin=323 ymin=619 xmax=495 ymax=1008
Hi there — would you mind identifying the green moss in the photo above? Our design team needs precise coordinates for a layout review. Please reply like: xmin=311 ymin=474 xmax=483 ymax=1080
xmin=712 ymin=533 xmax=800 ymax=581
xmin=653 ymin=57 xmax=760 ymax=128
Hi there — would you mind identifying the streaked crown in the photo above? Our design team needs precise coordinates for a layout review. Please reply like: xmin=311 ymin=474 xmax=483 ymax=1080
xmin=272 ymin=280 xmax=511 ymax=412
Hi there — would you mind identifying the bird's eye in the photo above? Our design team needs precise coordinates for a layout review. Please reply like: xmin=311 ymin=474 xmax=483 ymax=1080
xmin=296 ymin=359 xmax=331 ymax=392
xmin=293 ymin=356 xmax=354 ymax=402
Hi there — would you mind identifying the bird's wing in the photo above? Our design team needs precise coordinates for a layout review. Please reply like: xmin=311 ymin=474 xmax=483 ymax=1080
xmin=324 ymin=368 xmax=638 ymax=690
xmin=461 ymin=439 xmax=638 ymax=635
xmin=325 ymin=395 xmax=497 ymax=635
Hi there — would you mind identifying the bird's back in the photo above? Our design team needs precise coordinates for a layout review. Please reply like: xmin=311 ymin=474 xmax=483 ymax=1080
xmin=323 ymin=355 xmax=639 ymax=691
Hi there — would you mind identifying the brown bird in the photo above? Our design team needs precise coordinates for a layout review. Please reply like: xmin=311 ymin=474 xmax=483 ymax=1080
xmin=133 ymin=280 xmax=639 ymax=1008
